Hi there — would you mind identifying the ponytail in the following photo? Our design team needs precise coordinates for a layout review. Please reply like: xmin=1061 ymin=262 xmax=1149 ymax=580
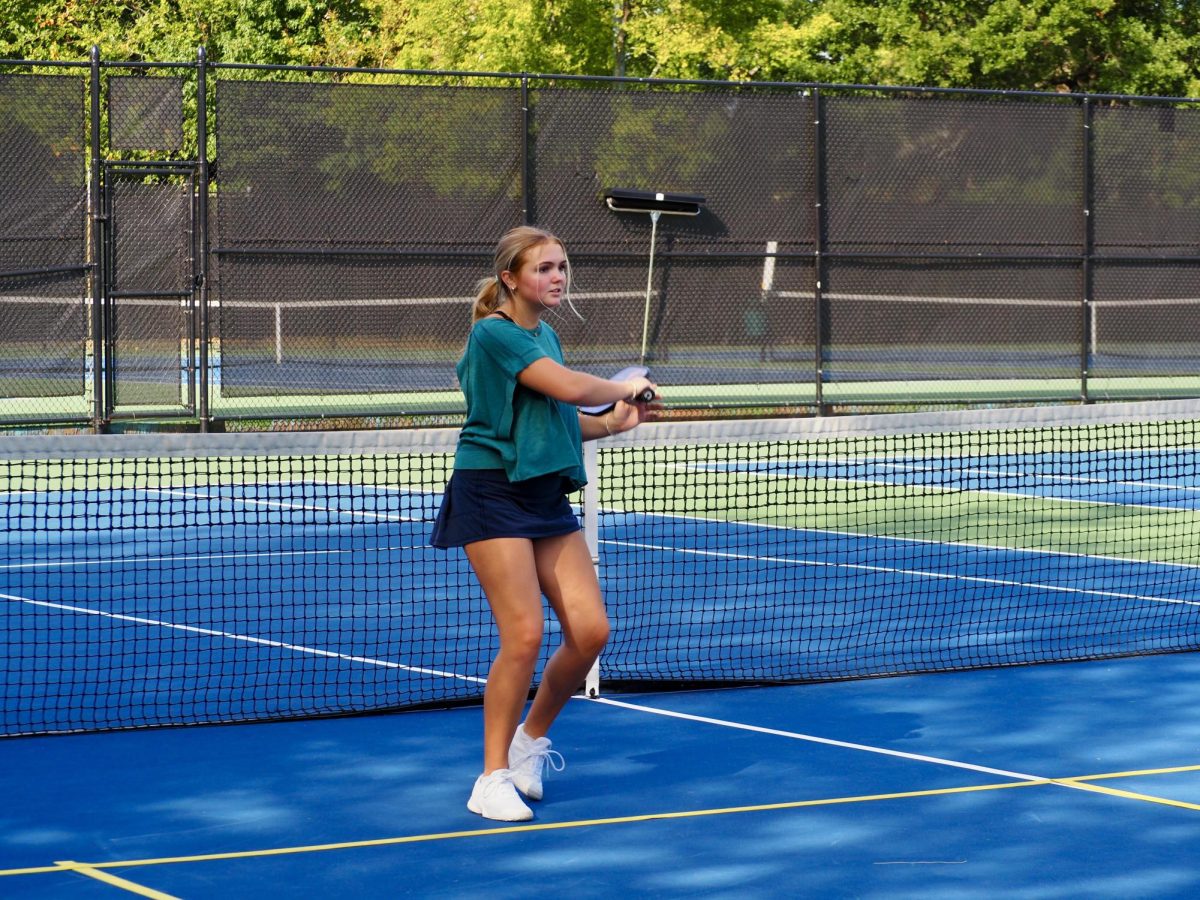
xmin=471 ymin=276 xmax=506 ymax=323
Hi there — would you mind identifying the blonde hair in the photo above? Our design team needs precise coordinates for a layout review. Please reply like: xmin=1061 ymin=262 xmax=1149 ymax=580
xmin=471 ymin=226 xmax=569 ymax=322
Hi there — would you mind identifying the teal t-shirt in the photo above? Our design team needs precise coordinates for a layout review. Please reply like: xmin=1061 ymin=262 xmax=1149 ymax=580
xmin=454 ymin=317 xmax=586 ymax=490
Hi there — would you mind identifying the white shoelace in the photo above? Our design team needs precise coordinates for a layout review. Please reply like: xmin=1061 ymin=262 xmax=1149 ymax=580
xmin=481 ymin=770 xmax=518 ymax=796
xmin=525 ymin=744 xmax=565 ymax=778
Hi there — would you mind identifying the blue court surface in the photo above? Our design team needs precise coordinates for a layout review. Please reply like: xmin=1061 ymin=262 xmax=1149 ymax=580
xmin=3 ymin=415 xmax=1200 ymax=896
xmin=4 ymin=652 xmax=1200 ymax=898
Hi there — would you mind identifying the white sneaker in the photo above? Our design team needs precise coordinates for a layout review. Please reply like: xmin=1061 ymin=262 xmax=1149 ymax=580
xmin=508 ymin=723 xmax=565 ymax=801
xmin=467 ymin=769 xmax=533 ymax=821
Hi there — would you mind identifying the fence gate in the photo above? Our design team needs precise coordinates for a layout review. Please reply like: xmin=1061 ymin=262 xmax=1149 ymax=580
xmin=100 ymin=162 xmax=197 ymax=418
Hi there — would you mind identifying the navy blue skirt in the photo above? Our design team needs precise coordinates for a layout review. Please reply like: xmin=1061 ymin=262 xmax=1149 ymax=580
xmin=429 ymin=468 xmax=581 ymax=548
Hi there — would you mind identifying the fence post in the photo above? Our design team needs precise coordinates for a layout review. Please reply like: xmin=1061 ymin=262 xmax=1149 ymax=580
xmin=196 ymin=45 xmax=210 ymax=431
xmin=521 ymin=75 xmax=532 ymax=225
xmin=89 ymin=45 xmax=105 ymax=432
xmin=1080 ymin=96 xmax=1093 ymax=403
xmin=812 ymin=87 xmax=828 ymax=414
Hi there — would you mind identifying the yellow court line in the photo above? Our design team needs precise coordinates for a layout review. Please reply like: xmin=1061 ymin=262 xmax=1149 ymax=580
xmin=1050 ymin=763 xmax=1200 ymax=811
xmin=3 ymin=763 xmax=1198 ymax=881
xmin=1055 ymin=779 xmax=1200 ymax=811
xmin=1072 ymin=763 xmax=1200 ymax=782
xmin=0 ymin=865 xmax=66 ymax=876
xmin=4 ymin=779 xmax=1044 ymax=876
xmin=55 ymin=861 xmax=181 ymax=899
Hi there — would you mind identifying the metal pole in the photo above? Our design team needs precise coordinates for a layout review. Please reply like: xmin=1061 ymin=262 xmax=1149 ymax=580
xmin=196 ymin=45 xmax=211 ymax=430
xmin=1081 ymin=97 xmax=1093 ymax=403
xmin=89 ymin=46 xmax=104 ymax=432
xmin=811 ymin=88 xmax=827 ymax=414
xmin=521 ymin=75 xmax=532 ymax=224
xmin=639 ymin=210 xmax=660 ymax=363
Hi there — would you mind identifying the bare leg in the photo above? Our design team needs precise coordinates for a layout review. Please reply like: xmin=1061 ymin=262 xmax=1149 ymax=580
xmin=465 ymin=537 xmax=544 ymax=773
xmin=522 ymin=530 xmax=610 ymax=738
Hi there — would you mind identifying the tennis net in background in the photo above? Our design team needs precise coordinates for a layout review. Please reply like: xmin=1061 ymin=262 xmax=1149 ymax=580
xmin=594 ymin=400 xmax=1200 ymax=686
xmin=2 ymin=400 xmax=1199 ymax=737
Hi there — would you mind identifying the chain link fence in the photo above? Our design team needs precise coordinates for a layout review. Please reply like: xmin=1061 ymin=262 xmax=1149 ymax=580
xmin=2 ymin=52 xmax=1200 ymax=428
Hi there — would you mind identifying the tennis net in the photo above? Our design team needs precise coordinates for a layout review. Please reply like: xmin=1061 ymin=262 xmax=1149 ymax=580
xmin=2 ymin=399 xmax=1199 ymax=737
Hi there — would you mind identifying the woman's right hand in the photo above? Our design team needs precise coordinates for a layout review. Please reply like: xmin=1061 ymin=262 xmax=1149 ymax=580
xmin=623 ymin=376 xmax=657 ymax=403
xmin=516 ymin=357 xmax=657 ymax=408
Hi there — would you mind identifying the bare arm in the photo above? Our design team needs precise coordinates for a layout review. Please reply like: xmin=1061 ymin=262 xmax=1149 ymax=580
xmin=578 ymin=413 xmax=613 ymax=442
xmin=518 ymin=357 xmax=655 ymax=408
xmin=577 ymin=396 xmax=663 ymax=441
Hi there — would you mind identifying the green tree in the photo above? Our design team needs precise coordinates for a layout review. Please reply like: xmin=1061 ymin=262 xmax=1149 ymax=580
xmin=0 ymin=0 xmax=377 ymax=66
xmin=746 ymin=0 xmax=1200 ymax=96
xmin=3 ymin=0 xmax=1200 ymax=97
xmin=364 ymin=0 xmax=614 ymax=75
xmin=617 ymin=0 xmax=795 ymax=80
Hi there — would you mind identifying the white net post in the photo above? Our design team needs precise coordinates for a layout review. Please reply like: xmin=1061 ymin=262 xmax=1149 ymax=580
xmin=582 ymin=439 xmax=601 ymax=697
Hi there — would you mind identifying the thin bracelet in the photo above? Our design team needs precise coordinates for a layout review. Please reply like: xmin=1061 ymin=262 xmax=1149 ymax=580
xmin=604 ymin=413 xmax=614 ymax=436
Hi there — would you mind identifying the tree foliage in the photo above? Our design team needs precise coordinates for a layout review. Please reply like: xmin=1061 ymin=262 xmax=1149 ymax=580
xmin=2 ymin=0 xmax=1199 ymax=96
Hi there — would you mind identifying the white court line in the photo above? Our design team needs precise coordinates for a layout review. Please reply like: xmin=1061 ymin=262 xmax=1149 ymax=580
xmin=600 ymin=505 xmax=1200 ymax=571
xmin=0 ymin=482 xmax=434 ymax=523
xmin=582 ymin=695 xmax=1149 ymax=804
xmin=7 ymin=511 xmax=1193 ymax=615
xmin=601 ymin=538 xmax=1200 ymax=609
xmin=583 ymin=694 xmax=1038 ymax=780
xmin=0 ymin=482 xmax=436 ymax=573
xmin=583 ymin=695 xmax=1200 ymax=810
xmin=684 ymin=462 xmax=1198 ymax=514
xmin=148 ymin=486 xmax=426 ymax=522
xmin=0 ymin=591 xmax=486 ymax=685
xmin=735 ymin=457 xmax=1200 ymax=495
xmin=0 ymin=545 xmax=418 ymax=572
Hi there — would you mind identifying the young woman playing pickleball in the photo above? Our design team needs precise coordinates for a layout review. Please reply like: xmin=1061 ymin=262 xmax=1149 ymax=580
xmin=431 ymin=225 xmax=660 ymax=821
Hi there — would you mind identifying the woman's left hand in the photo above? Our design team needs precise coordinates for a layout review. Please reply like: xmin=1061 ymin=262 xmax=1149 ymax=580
xmin=607 ymin=393 xmax=663 ymax=435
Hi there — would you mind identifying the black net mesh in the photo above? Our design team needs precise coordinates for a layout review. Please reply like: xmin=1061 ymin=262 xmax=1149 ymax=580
xmin=107 ymin=176 xmax=193 ymax=408
xmin=531 ymin=86 xmax=816 ymax=251
xmin=108 ymin=75 xmax=184 ymax=153
xmin=0 ymin=74 xmax=89 ymax=405
xmin=3 ymin=401 xmax=1199 ymax=737
xmin=598 ymin=409 xmax=1200 ymax=684
xmin=823 ymin=95 xmax=1083 ymax=255
xmin=821 ymin=258 xmax=1083 ymax=383
xmin=0 ymin=74 xmax=86 ymax=272
xmin=215 ymin=80 xmax=522 ymax=247
xmin=0 ymin=272 xmax=88 ymax=399
xmin=1093 ymin=105 xmax=1200 ymax=255
xmin=3 ymin=66 xmax=1200 ymax=423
